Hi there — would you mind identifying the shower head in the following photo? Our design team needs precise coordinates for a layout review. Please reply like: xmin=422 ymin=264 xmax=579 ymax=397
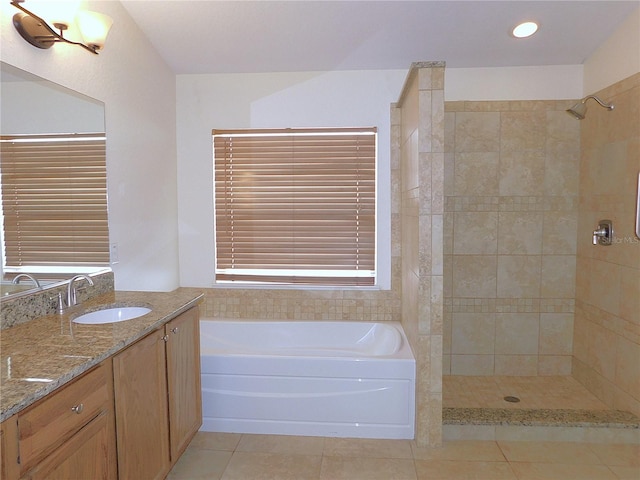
xmin=566 ymin=95 xmax=614 ymax=120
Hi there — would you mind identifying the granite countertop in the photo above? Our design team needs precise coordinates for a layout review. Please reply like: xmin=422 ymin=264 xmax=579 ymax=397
xmin=0 ymin=288 xmax=204 ymax=422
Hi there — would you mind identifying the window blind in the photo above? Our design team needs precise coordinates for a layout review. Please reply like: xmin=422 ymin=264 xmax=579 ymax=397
xmin=0 ymin=133 xmax=109 ymax=268
xmin=213 ymin=127 xmax=376 ymax=286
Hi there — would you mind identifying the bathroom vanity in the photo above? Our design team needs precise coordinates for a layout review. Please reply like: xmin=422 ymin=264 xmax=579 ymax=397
xmin=0 ymin=289 xmax=203 ymax=480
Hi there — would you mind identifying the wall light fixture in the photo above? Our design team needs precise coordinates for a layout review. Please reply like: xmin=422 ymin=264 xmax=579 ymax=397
xmin=10 ymin=0 xmax=113 ymax=54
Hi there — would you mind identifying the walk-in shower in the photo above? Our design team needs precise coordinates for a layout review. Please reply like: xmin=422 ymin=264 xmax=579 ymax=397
xmin=439 ymin=89 xmax=639 ymax=443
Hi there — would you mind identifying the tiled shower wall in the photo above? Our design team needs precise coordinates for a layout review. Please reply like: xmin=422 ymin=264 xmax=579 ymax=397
xmin=394 ymin=63 xmax=445 ymax=446
xmin=443 ymin=100 xmax=581 ymax=376
xmin=573 ymin=73 xmax=640 ymax=417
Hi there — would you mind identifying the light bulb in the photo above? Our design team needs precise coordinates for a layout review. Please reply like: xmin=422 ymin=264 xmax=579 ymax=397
xmin=512 ymin=21 xmax=539 ymax=39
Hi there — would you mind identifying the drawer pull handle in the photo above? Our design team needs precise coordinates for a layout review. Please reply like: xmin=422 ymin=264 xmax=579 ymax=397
xmin=171 ymin=327 xmax=179 ymax=334
xmin=71 ymin=403 xmax=84 ymax=414
xmin=162 ymin=335 xmax=169 ymax=342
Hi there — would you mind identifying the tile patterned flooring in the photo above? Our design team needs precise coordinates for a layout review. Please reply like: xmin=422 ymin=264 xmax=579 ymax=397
xmin=168 ymin=433 xmax=640 ymax=479
xmin=168 ymin=377 xmax=639 ymax=479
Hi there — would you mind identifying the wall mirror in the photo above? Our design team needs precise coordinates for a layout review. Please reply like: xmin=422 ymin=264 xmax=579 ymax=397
xmin=0 ymin=61 xmax=110 ymax=299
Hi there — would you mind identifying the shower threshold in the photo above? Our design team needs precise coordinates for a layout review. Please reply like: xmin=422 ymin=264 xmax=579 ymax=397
xmin=443 ymin=406 xmax=639 ymax=428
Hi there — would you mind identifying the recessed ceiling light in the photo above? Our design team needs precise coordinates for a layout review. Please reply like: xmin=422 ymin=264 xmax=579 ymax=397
xmin=512 ymin=21 xmax=539 ymax=38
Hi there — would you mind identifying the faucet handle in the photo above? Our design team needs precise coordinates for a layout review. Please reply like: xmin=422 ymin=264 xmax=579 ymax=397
xmin=56 ymin=292 xmax=68 ymax=314
xmin=592 ymin=227 xmax=608 ymax=245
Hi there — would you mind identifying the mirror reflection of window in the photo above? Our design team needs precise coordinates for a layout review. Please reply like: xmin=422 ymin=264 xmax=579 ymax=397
xmin=0 ymin=133 xmax=109 ymax=271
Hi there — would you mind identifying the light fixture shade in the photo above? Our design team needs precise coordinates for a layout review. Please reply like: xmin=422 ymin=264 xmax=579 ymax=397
xmin=26 ymin=0 xmax=81 ymax=29
xmin=76 ymin=10 xmax=113 ymax=50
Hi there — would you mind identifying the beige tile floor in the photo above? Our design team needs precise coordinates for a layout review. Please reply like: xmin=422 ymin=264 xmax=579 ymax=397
xmin=168 ymin=432 xmax=640 ymax=479
xmin=169 ymin=377 xmax=636 ymax=479
xmin=443 ymin=375 xmax=611 ymax=410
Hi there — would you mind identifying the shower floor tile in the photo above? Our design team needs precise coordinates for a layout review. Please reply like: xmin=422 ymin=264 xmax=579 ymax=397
xmin=443 ymin=375 xmax=611 ymax=410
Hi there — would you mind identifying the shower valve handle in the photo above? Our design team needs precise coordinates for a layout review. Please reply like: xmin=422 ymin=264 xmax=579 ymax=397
xmin=592 ymin=220 xmax=613 ymax=246
xmin=592 ymin=227 xmax=608 ymax=244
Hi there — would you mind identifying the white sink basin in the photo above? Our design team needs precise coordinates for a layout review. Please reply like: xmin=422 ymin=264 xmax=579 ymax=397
xmin=73 ymin=307 xmax=151 ymax=325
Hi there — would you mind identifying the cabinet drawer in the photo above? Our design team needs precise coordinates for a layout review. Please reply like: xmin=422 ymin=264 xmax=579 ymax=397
xmin=20 ymin=411 xmax=116 ymax=480
xmin=18 ymin=362 xmax=112 ymax=472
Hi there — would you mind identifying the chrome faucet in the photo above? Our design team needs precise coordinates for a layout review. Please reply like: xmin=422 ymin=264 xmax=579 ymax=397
xmin=12 ymin=273 xmax=42 ymax=289
xmin=66 ymin=275 xmax=94 ymax=308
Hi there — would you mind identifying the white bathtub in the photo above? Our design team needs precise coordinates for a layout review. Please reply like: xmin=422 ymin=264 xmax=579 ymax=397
xmin=199 ymin=319 xmax=416 ymax=439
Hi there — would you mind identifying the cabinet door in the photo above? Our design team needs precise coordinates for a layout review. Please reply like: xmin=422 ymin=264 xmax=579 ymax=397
xmin=1 ymin=415 xmax=19 ymax=480
xmin=21 ymin=412 xmax=116 ymax=480
xmin=166 ymin=307 xmax=202 ymax=461
xmin=113 ymin=330 xmax=170 ymax=480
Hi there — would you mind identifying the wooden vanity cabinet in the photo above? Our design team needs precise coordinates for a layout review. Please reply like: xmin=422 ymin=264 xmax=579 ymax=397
xmin=113 ymin=306 xmax=202 ymax=480
xmin=1 ymin=415 xmax=20 ymax=480
xmin=5 ymin=361 xmax=117 ymax=480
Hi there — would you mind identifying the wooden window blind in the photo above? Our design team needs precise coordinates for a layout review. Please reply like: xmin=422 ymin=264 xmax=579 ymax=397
xmin=0 ymin=133 xmax=109 ymax=268
xmin=213 ymin=127 xmax=376 ymax=286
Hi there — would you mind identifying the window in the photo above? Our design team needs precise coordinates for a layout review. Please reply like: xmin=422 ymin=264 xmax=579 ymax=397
xmin=0 ymin=133 xmax=109 ymax=270
xmin=213 ymin=127 xmax=376 ymax=286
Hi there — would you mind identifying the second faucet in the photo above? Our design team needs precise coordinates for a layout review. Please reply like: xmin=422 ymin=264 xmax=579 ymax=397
xmin=66 ymin=274 xmax=95 ymax=308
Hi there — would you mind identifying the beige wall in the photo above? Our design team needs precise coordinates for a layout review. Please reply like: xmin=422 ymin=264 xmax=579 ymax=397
xmin=443 ymin=100 xmax=581 ymax=376
xmin=583 ymin=7 xmax=640 ymax=95
xmin=573 ymin=73 xmax=640 ymax=417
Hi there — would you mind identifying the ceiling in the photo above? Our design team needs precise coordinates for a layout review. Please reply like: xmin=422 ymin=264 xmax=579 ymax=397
xmin=120 ymin=1 xmax=639 ymax=75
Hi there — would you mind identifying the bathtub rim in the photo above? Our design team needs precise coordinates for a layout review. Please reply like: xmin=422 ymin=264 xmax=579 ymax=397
xmin=198 ymin=318 xmax=415 ymax=361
